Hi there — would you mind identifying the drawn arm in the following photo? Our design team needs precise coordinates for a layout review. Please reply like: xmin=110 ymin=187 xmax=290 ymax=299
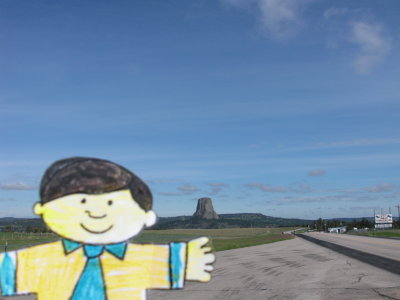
xmin=168 ymin=242 xmax=187 ymax=289
xmin=0 ymin=251 xmax=17 ymax=296
xmin=134 ymin=239 xmax=214 ymax=290
xmin=152 ymin=238 xmax=214 ymax=289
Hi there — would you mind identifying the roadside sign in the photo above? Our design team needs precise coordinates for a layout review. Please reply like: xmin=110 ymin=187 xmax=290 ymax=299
xmin=375 ymin=214 xmax=393 ymax=224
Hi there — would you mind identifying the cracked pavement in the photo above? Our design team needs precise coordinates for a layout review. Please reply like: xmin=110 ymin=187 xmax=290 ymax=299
xmin=2 ymin=237 xmax=400 ymax=300
xmin=148 ymin=237 xmax=400 ymax=300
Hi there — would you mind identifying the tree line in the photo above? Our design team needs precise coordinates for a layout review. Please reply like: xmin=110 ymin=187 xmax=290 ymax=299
xmin=2 ymin=226 xmax=52 ymax=233
xmin=310 ymin=218 xmax=400 ymax=231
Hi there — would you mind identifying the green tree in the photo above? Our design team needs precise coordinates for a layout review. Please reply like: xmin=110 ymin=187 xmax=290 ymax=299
xmin=315 ymin=218 xmax=324 ymax=231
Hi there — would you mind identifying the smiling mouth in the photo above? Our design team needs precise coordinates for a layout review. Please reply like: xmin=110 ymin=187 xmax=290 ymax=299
xmin=85 ymin=211 xmax=107 ymax=219
xmin=80 ymin=223 xmax=114 ymax=234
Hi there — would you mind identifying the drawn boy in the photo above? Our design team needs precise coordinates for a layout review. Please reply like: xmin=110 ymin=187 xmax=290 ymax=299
xmin=0 ymin=157 xmax=214 ymax=300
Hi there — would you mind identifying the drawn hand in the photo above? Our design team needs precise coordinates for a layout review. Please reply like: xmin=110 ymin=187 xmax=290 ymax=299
xmin=186 ymin=237 xmax=215 ymax=282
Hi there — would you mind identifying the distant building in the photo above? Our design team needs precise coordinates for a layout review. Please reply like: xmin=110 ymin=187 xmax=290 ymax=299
xmin=328 ymin=226 xmax=347 ymax=233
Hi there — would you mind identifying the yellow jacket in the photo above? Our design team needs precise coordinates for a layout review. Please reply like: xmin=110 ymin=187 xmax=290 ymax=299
xmin=0 ymin=240 xmax=187 ymax=300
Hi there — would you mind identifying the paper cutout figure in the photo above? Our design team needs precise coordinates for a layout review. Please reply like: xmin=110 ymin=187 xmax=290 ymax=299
xmin=0 ymin=157 xmax=215 ymax=299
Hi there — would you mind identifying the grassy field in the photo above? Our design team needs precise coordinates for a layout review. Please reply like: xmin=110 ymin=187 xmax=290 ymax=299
xmin=0 ymin=232 xmax=57 ymax=252
xmin=349 ymin=229 xmax=400 ymax=239
xmin=137 ymin=227 xmax=295 ymax=251
xmin=0 ymin=228 xmax=295 ymax=252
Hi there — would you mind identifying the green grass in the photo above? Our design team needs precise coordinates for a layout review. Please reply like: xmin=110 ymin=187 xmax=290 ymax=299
xmin=0 ymin=228 xmax=296 ymax=252
xmin=0 ymin=232 xmax=58 ymax=252
xmin=135 ymin=227 xmax=295 ymax=251
xmin=210 ymin=234 xmax=292 ymax=251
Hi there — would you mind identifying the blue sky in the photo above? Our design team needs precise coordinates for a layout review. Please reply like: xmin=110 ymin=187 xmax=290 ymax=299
xmin=1 ymin=0 xmax=399 ymax=219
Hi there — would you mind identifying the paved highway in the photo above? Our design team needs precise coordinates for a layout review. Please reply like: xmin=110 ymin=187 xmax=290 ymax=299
xmin=4 ymin=234 xmax=400 ymax=300
xmin=149 ymin=236 xmax=400 ymax=300
xmin=301 ymin=232 xmax=400 ymax=261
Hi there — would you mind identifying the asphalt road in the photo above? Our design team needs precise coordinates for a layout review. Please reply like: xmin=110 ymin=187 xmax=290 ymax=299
xmin=301 ymin=232 xmax=400 ymax=261
xmin=3 ymin=234 xmax=400 ymax=300
xmin=149 ymin=235 xmax=400 ymax=300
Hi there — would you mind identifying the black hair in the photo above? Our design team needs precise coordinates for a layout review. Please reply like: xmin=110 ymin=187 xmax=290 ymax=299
xmin=40 ymin=157 xmax=152 ymax=211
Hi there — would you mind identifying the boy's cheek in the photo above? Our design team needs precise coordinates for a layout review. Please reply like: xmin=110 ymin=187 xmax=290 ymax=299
xmin=43 ymin=212 xmax=81 ymax=234
xmin=40 ymin=204 xmax=84 ymax=235
xmin=42 ymin=200 xmax=81 ymax=217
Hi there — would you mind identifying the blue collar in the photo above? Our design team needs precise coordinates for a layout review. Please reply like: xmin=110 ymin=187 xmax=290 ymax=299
xmin=62 ymin=239 xmax=127 ymax=260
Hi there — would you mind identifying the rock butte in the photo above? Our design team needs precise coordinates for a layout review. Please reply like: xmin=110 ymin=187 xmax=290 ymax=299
xmin=193 ymin=197 xmax=219 ymax=220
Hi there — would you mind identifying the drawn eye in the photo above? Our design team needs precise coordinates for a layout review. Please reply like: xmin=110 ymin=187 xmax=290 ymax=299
xmin=81 ymin=198 xmax=86 ymax=204
xmin=108 ymin=200 xmax=113 ymax=206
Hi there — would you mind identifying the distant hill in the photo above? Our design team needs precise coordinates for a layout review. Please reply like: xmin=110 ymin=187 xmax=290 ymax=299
xmin=0 ymin=217 xmax=44 ymax=229
xmin=328 ymin=217 xmax=375 ymax=222
xmin=0 ymin=215 xmax=378 ymax=231
xmin=153 ymin=213 xmax=314 ymax=229
xmin=0 ymin=214 xmax=313 ymax=230
xmin=153 ymin=214 xmax=382 ymax=229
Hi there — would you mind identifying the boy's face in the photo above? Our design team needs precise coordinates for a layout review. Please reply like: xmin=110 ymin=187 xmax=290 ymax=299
xmin=34 ymin=189 xmax=156 ymax=244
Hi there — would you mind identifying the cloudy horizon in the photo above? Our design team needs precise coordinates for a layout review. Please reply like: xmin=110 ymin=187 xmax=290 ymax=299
xmin=1 ymin=0 xmax=399 ymax=220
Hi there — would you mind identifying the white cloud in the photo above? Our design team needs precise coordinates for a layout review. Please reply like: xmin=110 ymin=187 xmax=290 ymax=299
xmin=290 ymin=183 xmax=312 ymax=193
xmin=258 ymin=0 xmax=312 ymax=39
xmin=221 ymin=0 xmax=313 ymax=40
xmin=349 ymin=206 xmax=379 ymax=211
xmin=177 ymin=184 xmax=199 ymax=194
xmin=206 ymin=183 xmax=228 ymax=195
xmin=308 ymin=169 xmax=326 ymax=177
xmin=220 ymin=0 xmax=253 ymax=7
xmin=0 ymin=206 xmax=35 ymax=218
xmin=323 ymin=7 xmax=349 ymax=19
xmin=0 ymin=182 xmax=36 ymax=191
xmin=245 ymin=182 xmax=287 ymax=192
xmin=350 ymin=21 xmax=392 ymax=74
xmin=275 ymin=194 xmax=374 ymax=205
xmin=158 ymin=192 xmax=181 ymax=197
xmin=366 ymin=183 xmax=397 ymax=193
xmin=146 ymin=178 xmax=175 ymax=184
xmin=207 ymin=182 xmax=228 ymax=187
xmin=209 ymin=187 xmax=222 ymax=195
xmin=246 ymin=182 xmax=311 ymax=193
xmin=0 ymin=197 xmax=16 ymax=201
xmin=317 ymin=138 xmax=400 ymax=149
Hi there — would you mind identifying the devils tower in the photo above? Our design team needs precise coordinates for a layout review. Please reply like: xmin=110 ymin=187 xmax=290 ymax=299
xmin=193 ymin=197 xmax=219 ymax=220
